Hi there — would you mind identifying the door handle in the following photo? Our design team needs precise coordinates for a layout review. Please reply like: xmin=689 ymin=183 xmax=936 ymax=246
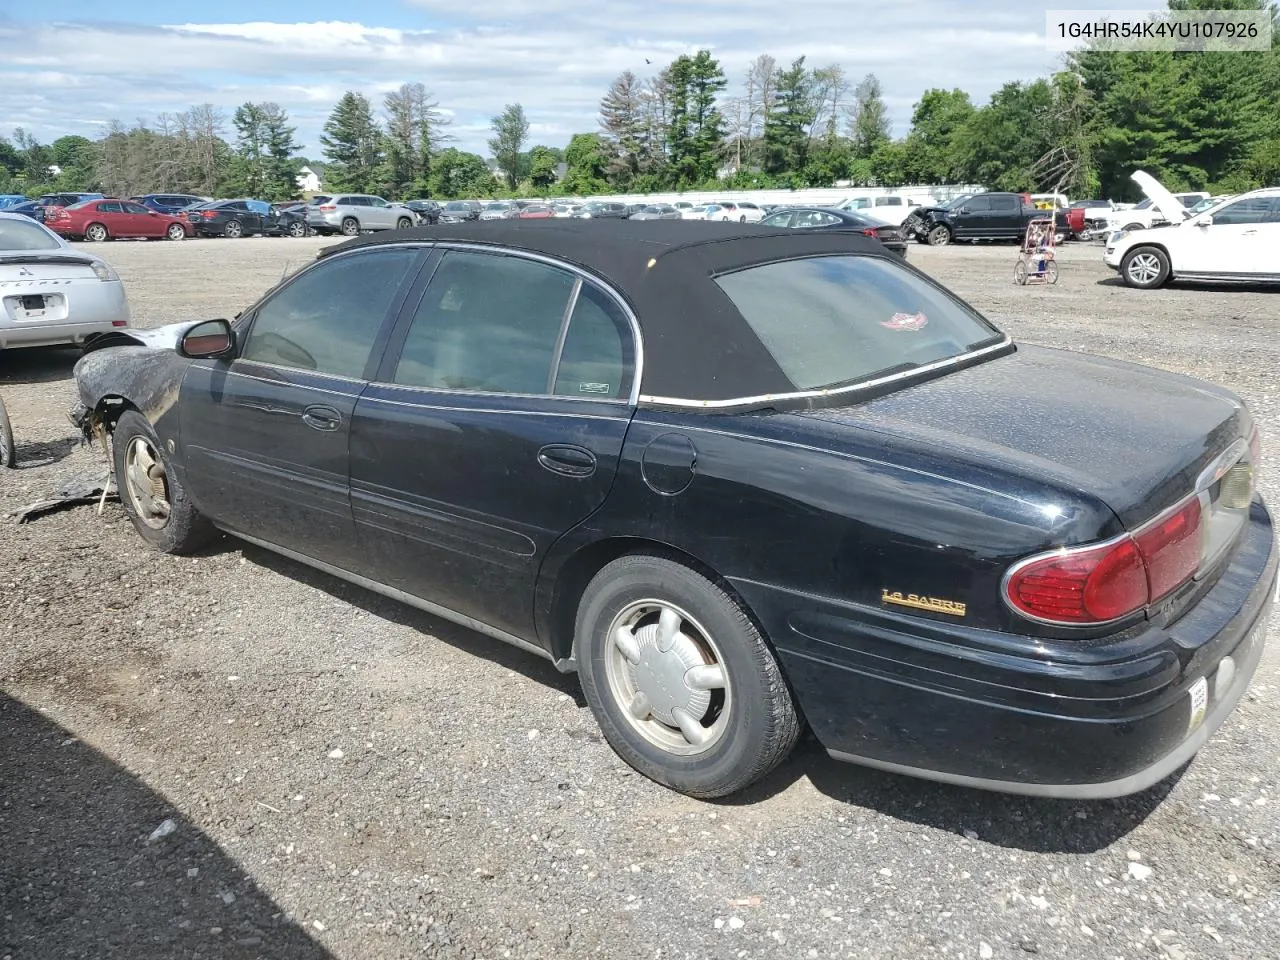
xmin=301 ymin=404 xmax=342 ymax=431
xmin=537 ymin=444 xmax=596 ymax=477
xmin=1242 ymin=229 xmax=1257 ymax=235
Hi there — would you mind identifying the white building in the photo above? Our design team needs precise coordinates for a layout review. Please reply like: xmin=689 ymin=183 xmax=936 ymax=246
xmin=296 ymin=166 xmax=322 ymax=194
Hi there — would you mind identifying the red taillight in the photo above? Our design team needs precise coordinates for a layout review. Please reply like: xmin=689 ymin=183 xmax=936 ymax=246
xmin=201 ymin=210 xmax=217 ymax=218
xmin=1006 ymin=496 xmax=1204 ymax=625
xmin=111 ymin=320 xmax=128 ymax=327
xmin=861 ymin=228 xmax=879 ymax=238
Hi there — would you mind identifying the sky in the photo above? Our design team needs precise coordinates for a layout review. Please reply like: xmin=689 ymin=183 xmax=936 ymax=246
xmin=0 ymin=1 xmax=1167 ymax=158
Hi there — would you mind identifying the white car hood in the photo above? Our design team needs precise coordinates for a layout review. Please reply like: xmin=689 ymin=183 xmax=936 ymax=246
xmin=1131 ymin=171 xmax=1190 ymax=221
xmin=116 ymin=320 xmax=200 ymax=350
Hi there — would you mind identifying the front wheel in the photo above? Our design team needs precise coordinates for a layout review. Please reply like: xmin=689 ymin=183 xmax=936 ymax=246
xmin=0 ymin=396 xmax=14 ymax=468
xmin=1046 ymin=260 xmax=1059 ymax=284
xmin=1014 ymin=260 xmax=1028 ymax=285
xmin=1121 ymin=246 xmax=1170 ymax=289
xmin=396 ymin=216 xmax=413 ymax=230
xmin=575 ymin=555 xmax=801 ymax=799
xmin=927 ymin=224 xmax=952 ymax=246
xmin=112 ymin=410 xmax=217 ymax=554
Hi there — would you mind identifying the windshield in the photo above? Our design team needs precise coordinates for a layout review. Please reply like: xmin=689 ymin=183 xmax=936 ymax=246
xmin=939 ymin=194 xmax=973 ymax=210
xmin=0 ymin=218 xmax=62 ymax=250
xmin=443 ymin=202 xmax=470 ymax=211
xmin=1134 ymin=199 xmax=1153 ymax=210
xmin=714 ymin=254 xmax=1003 ymax=392
xmin=484 ymin=202 xmax=511 ymax=211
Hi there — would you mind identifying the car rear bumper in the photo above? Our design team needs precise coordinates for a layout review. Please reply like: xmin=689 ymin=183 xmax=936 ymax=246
xmin=731 ymin=497 xmax=1276 ymax=797
xmin=1 ymin=280 xmax=130 ymax=348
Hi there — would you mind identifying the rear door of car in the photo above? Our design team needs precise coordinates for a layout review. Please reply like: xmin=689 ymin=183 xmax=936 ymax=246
xmin=349 ymin=245 xmax=638 ymax=640
xmin=987 ymin=194 xmax=1022 ymax=236
xmin=178 ymin=245 xmax=429 ymax=567
xmin=1177 ymin=195 xmax=1280 ymax=276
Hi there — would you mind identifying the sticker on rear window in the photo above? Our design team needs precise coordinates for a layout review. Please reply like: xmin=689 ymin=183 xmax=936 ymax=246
xmin=882 ymin=312 xmax=928 ymax=331
xmin=578 ymin=382 xmax=611 ymax=394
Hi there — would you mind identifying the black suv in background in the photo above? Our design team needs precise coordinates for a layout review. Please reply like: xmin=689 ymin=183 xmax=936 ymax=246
xmin=404 ymin=199 xmax=442 ymax=225
xmin=908 ymin=192 xmax=1042 ymax=245
xmin=438 ymin=200 xmax=482 ymax=223
xmin=575 ymin=201 xmax=630 ymax=219
xmin=131 ymin=193 xmax=208 ymax=215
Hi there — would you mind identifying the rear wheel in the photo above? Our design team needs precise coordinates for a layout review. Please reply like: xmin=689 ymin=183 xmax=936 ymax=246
xmin=223 ymin=219 xmax=244 ymax=238
xmin=1122 ymin=222 xmax=1144 ymax=233
xmin=575 ymin=555 xmax=801 ymax=798
xmin=165 ymin=223 xmax=186 ymax=241
xmin=85 ymin=223 xmax=108 ymax=242
xmin=1046 ymin=261 xmax=1059 ymax=284
xmin=340 ymin=217 xmax=360 ymax=236
xmin=1014 ymin=260 xmax=1028 ymax=285
xmin=1121 ymin=246 xmax=1170 ymax=289
xmin=111 ymin=410 xmax=217 ymax=554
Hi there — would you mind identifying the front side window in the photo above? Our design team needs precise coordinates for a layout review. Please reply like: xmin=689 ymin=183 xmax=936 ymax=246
xmin=1209 ymin=197 xmax=1275 ymax=225
xmin=392 ymin=250 xmax=576 ymax=394
xmin=122 ymin=202 xmax=150 ymax=214
xmin=962 ymin=196 xmax=990 ymax=213
xmin=714 ymin=255 xmax=1003 ymax=392
xmin=240 ymin=248 xmax=420 ymax=378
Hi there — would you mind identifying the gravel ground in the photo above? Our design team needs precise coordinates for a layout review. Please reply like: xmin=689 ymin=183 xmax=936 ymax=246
xmin=1 ymin=236 xmax=1277 ymax=960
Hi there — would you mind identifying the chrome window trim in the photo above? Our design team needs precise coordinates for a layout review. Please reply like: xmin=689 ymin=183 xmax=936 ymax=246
xmin=638 ymin=337 xmax=1013 ymax=409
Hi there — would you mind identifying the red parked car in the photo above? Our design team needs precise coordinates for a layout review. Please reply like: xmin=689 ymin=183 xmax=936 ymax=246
xmin=516 ymin=203 xmax=555 ymax=219
xmin=43 ymin=198 xmax=193 ymax=242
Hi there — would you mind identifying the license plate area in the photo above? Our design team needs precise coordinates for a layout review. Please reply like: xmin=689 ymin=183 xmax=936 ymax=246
xmin=5 ymin=291 xmax=67 ymax=322
xmin=21 ymin=294 xmax=45 ymax=314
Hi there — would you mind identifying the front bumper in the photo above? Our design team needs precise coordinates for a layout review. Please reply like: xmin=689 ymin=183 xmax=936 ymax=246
xmin=732 ymin=497 xmax=1276 ymax=798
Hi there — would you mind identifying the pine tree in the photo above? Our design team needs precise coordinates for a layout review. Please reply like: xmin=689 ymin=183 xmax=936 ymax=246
xmin=599 ymin=71 xmax=647 ymax=186
xmin=383 ymin=83 xmax=448 ymax=198
xmin=849 ymin=74 xmax=891 ymax=159
xmin=321 ymin=92 xmax=384 ymax=193
xmin=762 ymin=57 xmax=815 ymax=177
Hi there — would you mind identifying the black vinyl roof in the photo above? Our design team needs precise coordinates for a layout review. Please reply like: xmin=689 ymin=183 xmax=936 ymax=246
xmin=324 ymin=219 xmax=894 ymax=406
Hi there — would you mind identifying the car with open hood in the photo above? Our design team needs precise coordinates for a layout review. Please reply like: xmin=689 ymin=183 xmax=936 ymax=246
xmin=1104 ymin=187 xmax=1280 ymax=288
xmin=70 ymin=219 xmax=1274 ymax=801
xmin=1102 ymin=172 xmax=1209 ymax=235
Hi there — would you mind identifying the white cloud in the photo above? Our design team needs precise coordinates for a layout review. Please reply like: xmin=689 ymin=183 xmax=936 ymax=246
xmin=1 ymin=1 xmax=1165 ymax=155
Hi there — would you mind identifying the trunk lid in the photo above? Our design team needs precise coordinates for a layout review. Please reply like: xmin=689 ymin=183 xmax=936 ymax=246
xmin=794 ymin=345 xmax=1248 ymax=529
xmin=0 ymin=254 xmax=102 ymax=281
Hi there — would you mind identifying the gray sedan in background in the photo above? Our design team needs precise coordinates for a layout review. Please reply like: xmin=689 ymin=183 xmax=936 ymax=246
xmin=0 ymin=212 xmax=131 ymax=349
xmin=629 ymin=204 xmax=684 ymax=221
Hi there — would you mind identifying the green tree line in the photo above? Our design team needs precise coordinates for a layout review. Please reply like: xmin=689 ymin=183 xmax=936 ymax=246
xmin=2 ymin=0 xmax=1275 ymax=203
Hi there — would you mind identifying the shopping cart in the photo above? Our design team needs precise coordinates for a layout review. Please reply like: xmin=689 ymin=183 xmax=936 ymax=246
xmin=1014 ymin=217 xmax=1059 ymax=285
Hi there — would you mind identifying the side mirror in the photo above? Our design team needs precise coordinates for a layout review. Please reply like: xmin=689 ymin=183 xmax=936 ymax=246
xmin=1196 ymin=214 xmax=1213 ymax=227
xmin=957 ymin=207 xmax=969 ymax=215
xmin=179 ymin=319 xmax=235 ymax=360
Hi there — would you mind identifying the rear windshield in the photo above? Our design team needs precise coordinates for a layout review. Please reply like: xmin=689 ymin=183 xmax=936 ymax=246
xmin=0 ymin=218 xmax=62 ymax=250
xmin=714 ymin=254 xmax=1003 ymax=392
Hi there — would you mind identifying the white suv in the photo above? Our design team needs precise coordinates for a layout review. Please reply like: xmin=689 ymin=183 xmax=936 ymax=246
xmin=307 ymin=194 xmax=416 ymax=236
xmin=1103 ymin=188 xmax=1280 ymax=288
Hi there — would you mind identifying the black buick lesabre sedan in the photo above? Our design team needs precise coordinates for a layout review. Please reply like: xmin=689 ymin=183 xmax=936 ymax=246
xmin=72 ymin=220 xmax=1275 ymax=800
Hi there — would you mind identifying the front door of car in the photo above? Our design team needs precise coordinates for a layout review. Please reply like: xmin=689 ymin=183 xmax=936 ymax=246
xmin=118 ymin=200 xmax=163 ymax=237
xmin=224 ymin=201 xmax=261 ymax=234
xmin=93 ymin=201 xmax=128 ymax=236
xmin=953 ymin=195 xmax=991 ymax=237
xmin=178 ymin=246 xmax=427 ymax=567
xmin=365 ymin=197 xmax=396 ymax=229
xmin=350 ymin=247 xmax=637 ymax=641
xmin=1177 ymin=196 xmax=1280 ymax=276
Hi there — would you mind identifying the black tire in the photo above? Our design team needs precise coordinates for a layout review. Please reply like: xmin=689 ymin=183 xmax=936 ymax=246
xmin=286 ymin=220 xmax=307 ymax=238
xmin=85 ymin=223 xmax=108 ymax=242
xmin=340 ymin=217 xmax=360 ymax=236
xmin=926 ymin=224 xmax=952 ymax=246
xmin=575 ymin=555 xmax=801 ymax=799
xmin=396 ymin=216 xmax=413 ymax=230
xmin=223 ymin=219 xmax=244 ymax=238
xmin=1122 ymin=222 xmax=1144 ymax=232
xmin=0 ymin=396 xmax=14 ymax=468
xmin=1120 ymin=246 xmax=1170 ymax=289
xmin=111 ymin=410 xmax=217 ymax=554
xmin=165 ymin=223 xmax=186 ymax=241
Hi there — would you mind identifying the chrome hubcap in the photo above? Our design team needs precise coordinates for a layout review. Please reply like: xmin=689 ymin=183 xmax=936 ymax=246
xmin=123 ymin=437 xmax=171 ymax=529
xmin=605 ymin=600 xmax=730 ymax=755
xmin=1128 ymin=253 xmax=1161 ymax=284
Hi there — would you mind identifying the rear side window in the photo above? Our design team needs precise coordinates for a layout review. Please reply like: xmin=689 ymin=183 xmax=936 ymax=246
xmin=240 ymin=249 xmax=419 ymax=378
xmin=392 ymin=250 xmax=576 ymax=394
xmin=714 ymin=255 xmax=1003 ymax=392
xmin=553 ymin=285 xmax=634 ymax=400
xmin=0 ymin=218 xmax=61 ymax=250
xmin=991 ymin=196 xmax=1017 ymax=211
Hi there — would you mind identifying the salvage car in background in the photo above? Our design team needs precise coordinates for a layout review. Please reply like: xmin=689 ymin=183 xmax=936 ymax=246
xmin=182 ymin=199 xmax=310 ymax=238
xmin=0 ymin=211 xmax=130 ymax=348
xmin=759 ymin=206 xmax=908 ymax=256
xmin=43 ymin=198 xmax=192 ymax=242
xmin=72 ymin=220 xmax=1274 ymax=801
xmin=1104 ymin=187 xmax=1280 ymax=288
